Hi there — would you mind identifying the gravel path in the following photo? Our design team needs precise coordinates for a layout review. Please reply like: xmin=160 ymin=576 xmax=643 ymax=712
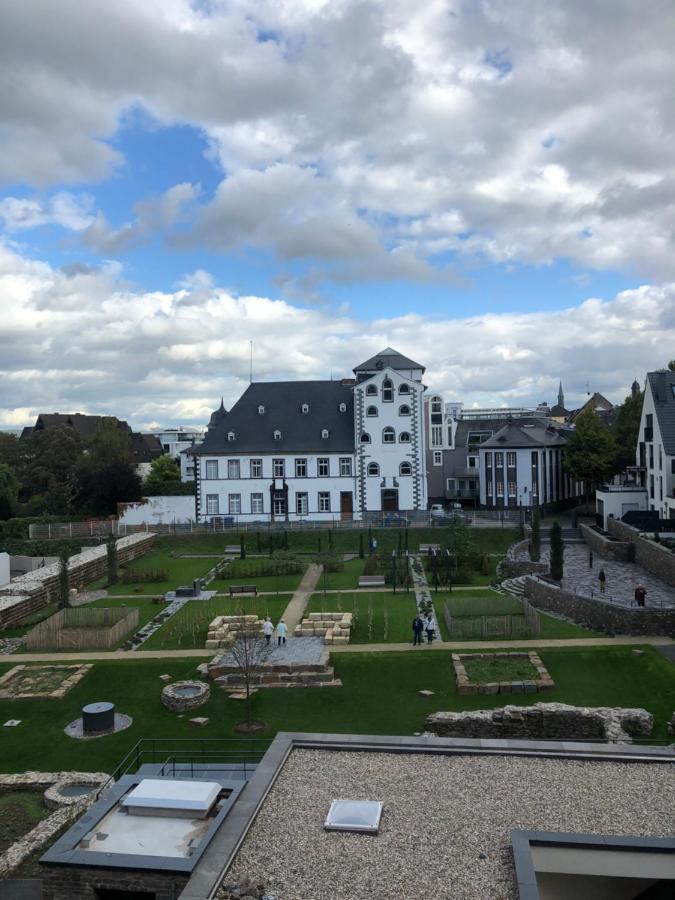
xmin=223 ymin=748 xmax=674 ymax=900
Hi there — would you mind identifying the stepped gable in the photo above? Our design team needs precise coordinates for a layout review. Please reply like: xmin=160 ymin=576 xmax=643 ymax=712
xmin=195 ymin=380 xmax=355 ymax=454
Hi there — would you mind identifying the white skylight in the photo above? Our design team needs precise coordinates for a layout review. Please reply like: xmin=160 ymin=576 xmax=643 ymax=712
xmin=324 ymin=799 xmax=383 ymax=834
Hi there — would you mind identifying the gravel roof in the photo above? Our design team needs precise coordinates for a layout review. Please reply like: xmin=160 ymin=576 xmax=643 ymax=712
xmin=221 ymin=748 xmax=674 ymax=900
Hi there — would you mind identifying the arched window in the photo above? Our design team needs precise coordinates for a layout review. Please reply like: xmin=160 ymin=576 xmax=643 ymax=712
xmin=339 ymin=402 xmax=347 ymax=412
xmin=273 ymin=429 xmax=282 ymax=441
xmin=366 ymin=384 xmax=378 ymax=396
xmin=227 ymin=431 xmax=235 ymax=442
xmin=360 ymin=432 xmax=371 ymax=443
xmin=399 ymin=431 xmax=411 ymax=443
xmin=382 ymin=378 xmax=394 ymax=402
xmin=366 ymin=406 xmax=378 ymax=417
xmin=367 ymin=462 xmax=380 ymax=476
xmin=398 ymin=383 xmax=410 ymax=395
xmin=301 ymin=403 xmax=309 ymax=414
xmin=399 ymin=461 xmax=412 ymax=476
xmin=321 ymin=428 xmax=329 ymax=439
xmin=431 ymin=396 xmax=443 ymax=414
xmin=258 ymin=405 xmax=265 ymax=415
xmin=398 ymin=404 xmax=411 ymax=416
xmin=382 ymin=427 xmax=395 ymax=443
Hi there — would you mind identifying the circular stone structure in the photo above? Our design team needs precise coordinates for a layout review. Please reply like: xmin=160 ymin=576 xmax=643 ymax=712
xmin=64 ymin=711 xmax=133 ymax=740
xmin=161 ymin=680 xmax=210 ymax=712
xmin=44 ymin=775 xmax=108 ymax=809
xmin=82 ymin=701 xmax=115 ymax=734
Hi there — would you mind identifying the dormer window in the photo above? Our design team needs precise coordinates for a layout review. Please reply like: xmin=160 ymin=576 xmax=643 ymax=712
xmin=366 ymin=384 xmax=378 ymax=396
xmin=274 ymin=429 xmax=282 ymax=441
xmin=258 ymin=405 xmax=265 ymax=415
xmin=227 ymin=431 xmax=235 ymax=442
xmin=321 ymin=428 xmax=329 ymax=439
xmin=339 ymin=402 xmax=347 ymax=412
xmin=382 ymin=378 xmax=394 ymax=402
xmin=302 ymin=403 xmax=309 ymax=414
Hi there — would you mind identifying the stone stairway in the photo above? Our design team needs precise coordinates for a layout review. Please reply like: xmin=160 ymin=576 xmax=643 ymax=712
xmin=541 ymin=527 xmax=585 ymax=543
xmin=211 ymin=661 xmax=342 ymax=690
xmin=500 ymin=575 xmax=528 ymax=598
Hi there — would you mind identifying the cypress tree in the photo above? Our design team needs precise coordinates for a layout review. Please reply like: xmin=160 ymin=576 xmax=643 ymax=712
xmin=530 ymin=506 xmax=541 ymax=562
xmin=549 ymin=521 xmax=564 ymax=582
xmin=328 ymin=529 xmax=333 ymax=550
xmin=58 ymin=550 xmax=70 ymax=608
xmin=106 ymin=537 xmax=118 ymax=586
xmin=240 ymin=535 xmax=246 ymax=559
xmin=256 ymin=531 xmax=261 ymax=553
xmin=359 ymin=532 xmax=364 ymax=559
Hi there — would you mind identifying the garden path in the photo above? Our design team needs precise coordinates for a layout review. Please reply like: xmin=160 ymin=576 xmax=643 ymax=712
xmin=280 ymin=563 xmax=323 ymax=632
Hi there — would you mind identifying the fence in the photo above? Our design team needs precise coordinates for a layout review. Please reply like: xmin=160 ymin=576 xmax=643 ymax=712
xmin=24 ymin=606 xmax=139 ymax=651
xmin=443 ymin=597 xmax=541 ymax=640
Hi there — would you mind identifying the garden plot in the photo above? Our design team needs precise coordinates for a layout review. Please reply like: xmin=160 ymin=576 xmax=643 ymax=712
xmin=307 ymin=591 xmax=417 ymax=643
xmin=0 ymin=664 xmax=92 ymax=700
xmin=452 ymin=651 xmax=555 ymax=695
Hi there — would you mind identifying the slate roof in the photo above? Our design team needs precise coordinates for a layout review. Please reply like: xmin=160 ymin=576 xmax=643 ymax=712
xmin=353 ymin=346 xmax=425 ymax=374
xmin=481 ymin=420 xmax=572 ymax=449
xmin=31 ymin=413 xmax=132 ymax=438
xmin=549 ymin=404 xmax=569 ymax=418
xmin=195 ymin=381 xmax=355 ymax=454
xmin=130 ymin=432 xmax=163 ymax=463
xmin=647 ymin=370 xmax=675 ymax=455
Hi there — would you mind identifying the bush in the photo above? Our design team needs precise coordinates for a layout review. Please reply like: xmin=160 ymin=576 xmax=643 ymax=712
xmin=121 ymin=568 xmax=169 ymax=584
xmin=314 ymin=552 xmax=344 ymax=572
xmin=224 ymin=556 xmax=303 ymax=578
xmin=363 ymin=556 xmax=378 ymax=576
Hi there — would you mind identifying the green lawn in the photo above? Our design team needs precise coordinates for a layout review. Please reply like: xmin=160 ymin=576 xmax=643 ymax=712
xmin=142 ymin=594 xmax=292 ymax=650
xmin=314 ymin=558 xmax=365 ymax=590
xmin=463 ymin=655 xmax=539 ymax=683
xmin=307 ymin=590 xmax=417 ymax=643
xmin=0 ymin=646 xmax=673 ymax=773
xmin=0 ymin=603 xmax=60 ymax=640
xmin=210 ymin=571 xmax=306 ymax=594
xmin=89 ymin=548 xmax=218 ymax=596
xmin=0 ymin=791 xmax=50 ymax=853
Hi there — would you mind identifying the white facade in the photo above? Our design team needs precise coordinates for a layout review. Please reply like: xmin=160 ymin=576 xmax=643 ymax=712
xmin=595 ymin=486 xmax=647 ymax=530
xmin=118 ymin=495 xmax=196 ymax=526
xmin=637 ymin=379 xmax=674 ymax=518
xmin=478 ymin=439 xmax=583 ymax=510
xmin=152 ymin=428 xmax=205 ymax=482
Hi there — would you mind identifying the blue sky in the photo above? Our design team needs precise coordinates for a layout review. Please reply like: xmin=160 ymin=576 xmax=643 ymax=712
xmin=0 ymin=1 xmax=673 ymax=428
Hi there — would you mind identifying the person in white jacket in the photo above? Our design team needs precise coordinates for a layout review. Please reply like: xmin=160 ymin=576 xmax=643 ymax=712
xmin=425 ymin=613 xmax=436 ymax=644
xmin=262 ymin=617 xmax=274 ymax=646
xmin=276 ymin=619 xmax=288 ymax=646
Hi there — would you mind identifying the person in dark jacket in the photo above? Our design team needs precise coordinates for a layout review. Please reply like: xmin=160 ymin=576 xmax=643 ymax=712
xmin=634 ymin=585 xmax=647 ymax=607
xmin=412 ymin=614 xmax=424 ymax=645
xmin=598 ymin=568 xmax=606 ymax=594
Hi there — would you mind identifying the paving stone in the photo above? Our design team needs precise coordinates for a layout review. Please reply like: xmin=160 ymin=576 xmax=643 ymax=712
xmin=188 ymin=717 xmax=209 ymax=727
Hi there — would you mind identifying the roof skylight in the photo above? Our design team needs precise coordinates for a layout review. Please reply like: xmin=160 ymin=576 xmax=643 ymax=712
xmin=324 ymin=799 xmax=383 ymax=834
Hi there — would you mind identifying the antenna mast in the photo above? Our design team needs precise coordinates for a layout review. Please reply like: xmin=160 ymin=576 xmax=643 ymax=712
xmin=249 ymin=341 xmax=253 ymax=384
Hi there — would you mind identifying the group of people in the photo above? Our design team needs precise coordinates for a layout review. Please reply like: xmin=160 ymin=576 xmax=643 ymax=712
xmin=596 ymin=567 xmax=648 ymax=607
xmin=262 ymin=617 xmax=288 ymax=646
xmin=412 ymin=612 xmax=436 ymax=645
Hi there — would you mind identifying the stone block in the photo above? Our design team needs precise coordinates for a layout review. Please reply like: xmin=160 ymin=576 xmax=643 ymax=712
xmin=499 ymin=682 xmax=512 ymax=693
xmin=418 ymin=689 xmax=435 ymax=697
xmin=511 ymin=681 xmax=525 ymax=693
xmin=523 ymin=681 xmax=537 ymax=693
xmin=482 ymin=683 xmax=500 ymax=694
xmin=188 ymin=717 xmax=209 ymax=727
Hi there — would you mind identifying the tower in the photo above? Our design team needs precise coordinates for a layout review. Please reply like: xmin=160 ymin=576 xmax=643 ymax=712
xmin=557 ymin=381 xmax=564 ymax=409
xmin=631 ymin=378 xmax=641 ymax=400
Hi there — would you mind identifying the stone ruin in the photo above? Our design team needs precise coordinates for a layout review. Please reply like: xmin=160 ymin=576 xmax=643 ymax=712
xmin=425 ymin=702 xmax=654 ymax=744
xmin=205 ymin=615 xmax=264 ymax=649
xmin=294 ymin=612 xmax=353 ymax=644
xmin=452 ymin=651 xmax=555 ymax=695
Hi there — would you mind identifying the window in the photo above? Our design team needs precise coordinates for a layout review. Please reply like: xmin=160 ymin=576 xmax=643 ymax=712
xmin=467 ymin=431 xmax=492 ymax=448
xmin=399 ymin=431 xmax=411 ymax=443
xmin=367 ymin=462 xmax=380 ymax=476
xmin=205 ymin=460 xmax=218 ymax=479
xmin=431 ymin=396 xmax=442 ymax=414
xmin=467 ymin=456 xmax=477 ymax=469
xmin=507 ymin=452 xmax=516 ymax=467
xmin=273 ymin=458 xmax=285 ymax=477
xmin=273 ymin=493 xmax=287 ymax=516
xmin=487 ymin=482 xmax=493 ymax=497
xmin=382 ymin=378 xmax=393 ymax=402
xmin=295 ymin=458 xmax=307 ymax=477
xmin=447 ymin=478 xmax=455 ymax=491
xmin=274 ymin=429 xmax=282 ymax=441
xmin=496 ymin=481 xmax=504 ymax=497
xmin=339 ymin=457 xmax=352 ymax=476
xmin=321 ymin=428 xmax=329 ymax=439
xmin=360 ymin=432 xmax=371 ymax=443
xmin=508 ymin=482 xmax=516 ymax=497
xmin=258 ymin=405 xmax=265 ymax=415
xmin=339 ymin=402 xmax=347 ymax=412
xmin=301 ymin=403 xmax=309 ymax=414
xmin=227 ymin=459 xmax=240 ymax=479
xmin=228 ymin=494 xmax=241 ymax=515
xmin=649 ymin=444 xmax=654 ymax=468
xmin=227 ymin=431 xmax=235 ymax=442
xmin=433 ymin=450 xmax=442 ymax=465
xmin=495 ymin=452 xmax=504 ymax=467
xmin=366 ymin=405 xmax=378 ymax=417
xmin=398 ymin=383 xmax=410 ymax=394
xmin=399 ymin=462 xmax=412 ymax=475
xmin=206 ymin=494 xmax=219 ymax=515
xmin=318 ymin=457 xmax=329 ymax=477
xmin=659 ymin=445 xmax=663 ymax=469
xmin=398 ymin=404 xmax=411 ymax=416
xmin=382 ymin=427 xmax=395 ymax=443
xmin=431 ymin=425 xmax=443 ymax=446
xmin=250 ymin=458 xmax=262 ymax=478
xmin=251 ymin=493 xmax=264 ymax=514
xmin=296 ymin=492 xmax=308 ymax=515
xmin=486 ymin=452 xmax=492 ymax=465
xmin=366 ymin=384 xmax=378 ymax=395
xmin=318 ymin=491 xmax=331 ymax=512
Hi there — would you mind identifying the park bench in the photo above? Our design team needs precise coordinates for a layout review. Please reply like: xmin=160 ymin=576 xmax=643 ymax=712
xmin=228 ymin=584 xmax=258 ymax=597
xmin=358 ymin=575 xmax=386 ymax=588
xmin=224 ymin=545 xmax=241 ymax=555
xmin=419 ymin=544 xmax=440 ymax=554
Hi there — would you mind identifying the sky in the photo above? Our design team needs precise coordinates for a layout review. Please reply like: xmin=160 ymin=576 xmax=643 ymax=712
xmin=1 ymin=0 xmax=674 ymax=431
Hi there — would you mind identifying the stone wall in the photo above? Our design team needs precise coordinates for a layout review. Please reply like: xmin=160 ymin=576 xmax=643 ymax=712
xmin=0 ymin=533 xmax=155 ymax=628
xmin=497 ymin=534 xmax=548 ymax=580
xmin=425 ymin=702 xmax=653 ymax=743
xmin=525 ymin=576 xmax=675 ymax=637
xmin=42 ymin=865 xmax=189 ymax=900
xmin=608 ymin=518 xmax=675 ymax=588
xmin=579 ymin=523 xmax=634 ymax=561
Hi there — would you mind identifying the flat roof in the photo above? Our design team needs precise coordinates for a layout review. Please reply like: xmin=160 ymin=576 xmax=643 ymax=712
xmin=182 ymin=735 xmax=675 ymax=900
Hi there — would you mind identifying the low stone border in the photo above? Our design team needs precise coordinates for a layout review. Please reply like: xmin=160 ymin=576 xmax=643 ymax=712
xmin=0 ymin=663 xmax=93 ymax=700
xmin=0 ymin=770 xmax=108 ymax=878
xmin=161 ymin=680 xmax=211 ymax=712
xmin=452 ymin=651 xmax=555 ymax=695
xmin=294 ymin=612 xmax=353 ymax=644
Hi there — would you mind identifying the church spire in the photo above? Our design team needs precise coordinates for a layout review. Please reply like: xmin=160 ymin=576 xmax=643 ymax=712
xmin=557 ymin=380 xmax=564 ymax=409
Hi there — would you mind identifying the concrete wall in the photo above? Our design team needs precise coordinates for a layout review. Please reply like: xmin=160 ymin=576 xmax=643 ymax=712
xmin=9 ymin=555 xmax=59 ymax=577
xmin=607 ymin=518 xmax=675 ymax=588
xmin=525 ymin=575 xmax=675 ymax=637
xmin=0 ymin=552 xmax=8 ymax=589
xmin=118 ymin=495 xmax=196 ymax=525
xmin=595 ymin=487 xmax=647 ymax=530
xmin=579 ymin=523 xmax=634 ymax=562
xmin=42 ymin=865 xmax=189 ymax=900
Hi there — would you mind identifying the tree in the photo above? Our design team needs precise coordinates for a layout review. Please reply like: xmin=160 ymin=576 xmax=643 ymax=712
xmin=549 ymin=521 xmax=564 ymax=582
xmin=668 ymin=360 xmax=675 ymax=371
xmin=564 ymin=407 xmax=617 ymax=499
xmin=227 ymin=614 xmax=273 ymax=728
xmin=530 ymin=506 xmax=541 ymax=562
xmin=612 ymin=389 xmax=643 ymax=473
xmin=75 ymin=422 xmax=141 ymax=515
xmin=144 ymin=454 xmax=181 ymax=491
xmin=0 ymin=463 xmax=20 ymax=520
xmin=17 ymin=425 xmax=83 ymax=513
xmin=106 ymin=537 xmax=118 ymax=585
xmin=359 ymin=532 xmax=365 ymax=559
xmin=58 ymin=550 xmax=70 ymax=607
xmin=240 ymin=534 xmax=246 ymax=560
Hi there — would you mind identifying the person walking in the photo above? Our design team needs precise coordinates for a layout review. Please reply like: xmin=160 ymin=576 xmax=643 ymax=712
xmin=588 ymin=549 xmax=593 ymax=568
xmin=425 ymin=612 xmax=436 ymax=644
xmin=598 ymin=568 xmax=606 ymax=594
xmin=276 ymin=618 xmax=288 ymax=646
xmin=262 ymin=617 xmax=274 ymax=646
xmin=412 ymin=614 xmax=424 ymax=645
xmin=634 ymin=585 xmax=647 ymax=607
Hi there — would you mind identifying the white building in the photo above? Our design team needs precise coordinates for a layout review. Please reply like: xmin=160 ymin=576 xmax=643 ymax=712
xmin=151 ymin=427 xmax=205 ymax=482
xmin=636 ymin=370 xmax=675 ymax=519
xmin=193 ymin=348 xmax=427 ymax=523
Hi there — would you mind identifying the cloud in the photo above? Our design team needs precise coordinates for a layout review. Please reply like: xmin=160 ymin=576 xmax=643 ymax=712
xmin=0 ymin=241 xmax=672 ymax=430
xmin=0 ymin=192 xmax=95 ymax=231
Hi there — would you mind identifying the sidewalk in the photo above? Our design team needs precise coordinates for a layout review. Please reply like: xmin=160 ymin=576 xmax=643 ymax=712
xmin=280 ymin=563 xmax=323 ymax=631
xmin=329 ymin=635 xmax=675 ymax=653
